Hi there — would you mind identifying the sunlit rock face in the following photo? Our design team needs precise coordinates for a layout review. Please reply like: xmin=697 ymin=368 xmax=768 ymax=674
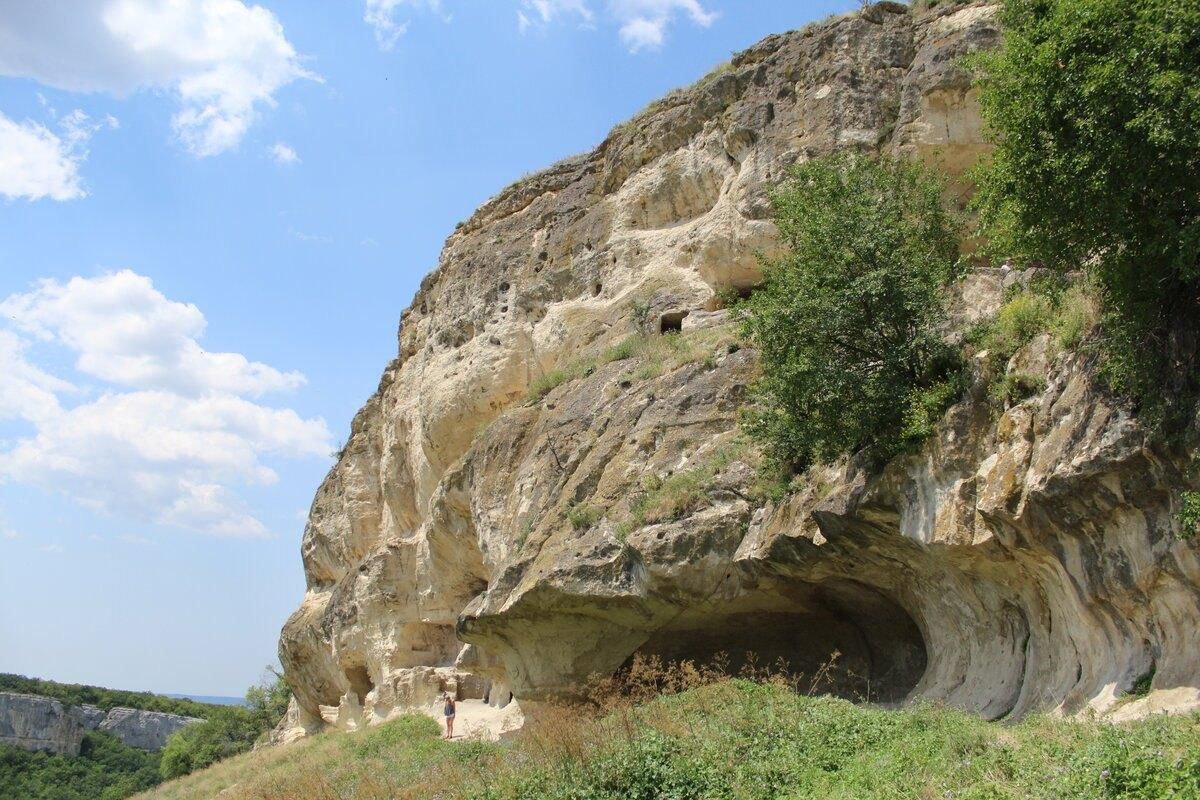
xmin=0 ymin=693 xmax=201 ymax=754
xmin=279 ymin=1 xmax=1200 ymax=736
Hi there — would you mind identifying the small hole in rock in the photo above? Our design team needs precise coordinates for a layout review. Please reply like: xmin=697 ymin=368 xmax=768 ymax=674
xmin=593 ymin=283 xmax=603 ymax=297
xmin=660 ymin=311 xmax=689 ymax=333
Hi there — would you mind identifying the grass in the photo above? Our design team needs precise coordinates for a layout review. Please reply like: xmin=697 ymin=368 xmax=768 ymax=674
xmin=524 ymin=327 xmax=738 ymax=406
xmin=989 ymin=372 xmax=1047 ymax=409
xmin=618 ymin=441 xmax=749 ymax=535
xmin=137 ymin=675 xmax=1200 ymax=800
xmin=968 ymin=279 xmax=1101 ymax=365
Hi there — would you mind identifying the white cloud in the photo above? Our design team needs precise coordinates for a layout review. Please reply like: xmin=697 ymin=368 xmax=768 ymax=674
xmin=518 ymin=0 xmax=593 ymax=32
xmin=270 ymin=141 xmax=299 ymax=164
xmin=289 ymin=228 xmax=332 ymax=244
xmin=0 ymin=113 xmax=85 ymax=201
xmin=0 ymin=0 xmax=314 ymax=156
xmin=364 ymin=0 xmax=444 ymax=49
xmin=1 ymin=270 xmax=305 ymax=397
xmin=0 ymin=270 xmax=331 ymax=538
xmin=0 ymin=330 xmax=72 ymax=423
xmin=0 ymin=104 xmax=117 ymax=202
xmin=513 ymin=0 xmax=713 ymax=50
xmin=611 ymin=0 xmax=717 ymax=51
xmin=40 ymin=544 xmax=65 ymax=554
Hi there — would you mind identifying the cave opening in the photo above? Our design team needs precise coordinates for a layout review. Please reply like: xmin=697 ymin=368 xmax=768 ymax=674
xmin=660 ymin=311 xmax=689 ymax=333
xmin=628 ymin=580 xmax=926 ymax=703
xmin=343 ymin=664 xmax=375 ymax=703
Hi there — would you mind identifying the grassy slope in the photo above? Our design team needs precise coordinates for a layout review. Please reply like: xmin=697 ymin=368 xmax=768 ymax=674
xmin=138 ymin=681 xmax=1200 ymax=800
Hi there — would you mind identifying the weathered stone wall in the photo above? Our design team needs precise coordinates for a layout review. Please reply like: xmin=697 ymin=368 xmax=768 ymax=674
xmin=278 ymin=1 xmax=1199 ymax=736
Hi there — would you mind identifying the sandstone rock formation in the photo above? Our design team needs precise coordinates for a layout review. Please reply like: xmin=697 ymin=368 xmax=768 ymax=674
xmin=278 ymin=0 xmax=1200 ymax=737
xmin=0 ymin=692 xmax=201 ymax=755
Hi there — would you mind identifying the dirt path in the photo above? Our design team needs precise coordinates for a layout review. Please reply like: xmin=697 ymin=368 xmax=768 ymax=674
xmin=422 ymin=698 xmax=524 ymax=742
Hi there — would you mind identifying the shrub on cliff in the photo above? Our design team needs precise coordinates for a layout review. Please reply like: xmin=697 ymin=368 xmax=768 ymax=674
xmin=738 ymin=154 xmax=963 ymax=473
xmin=972 ymin=0 xmax=1200 ymax=429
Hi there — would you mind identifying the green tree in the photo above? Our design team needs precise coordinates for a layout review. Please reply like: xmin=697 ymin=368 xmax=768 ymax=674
xmin=972 ymin=0 xmax=1200 ymax=427
xmin=159 ymin=668 xmax=293 ymax=780
xmin=160 ymin=706 xmax=260 ymax=779
xmin=244 ymin=666 xmax=291 ymax=734
xmin=739 ymin=154 xmax=963 ymax=474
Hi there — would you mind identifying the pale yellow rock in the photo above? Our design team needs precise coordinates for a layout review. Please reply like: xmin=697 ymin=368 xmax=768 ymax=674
xmin=279 ymin=1 xmax=1200 ymax=737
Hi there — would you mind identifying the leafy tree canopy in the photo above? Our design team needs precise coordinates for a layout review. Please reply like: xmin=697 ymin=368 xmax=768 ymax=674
xmin=972 ymin=0 xmax=1200 ymax=426
xmin=738 ymin=154 xmax=963 ymax=474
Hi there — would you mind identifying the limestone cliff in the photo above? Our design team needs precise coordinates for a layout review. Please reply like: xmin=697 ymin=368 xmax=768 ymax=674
xmin=0 ymin=692 xmax=201 ymax=754
xmin=278 ymin=1 xmax=1199 ymax=736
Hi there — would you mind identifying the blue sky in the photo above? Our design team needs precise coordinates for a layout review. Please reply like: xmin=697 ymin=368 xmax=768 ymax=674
xmin=0 ymin=0 xmax=852 ymax=697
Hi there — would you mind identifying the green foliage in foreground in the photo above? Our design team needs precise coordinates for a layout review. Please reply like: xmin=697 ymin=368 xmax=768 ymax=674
xmin=738 ymin=154 xmax=963 ymax=473
xmin=473 ymin=684 xmax=1200 ymax=800
xmin=0 ymin=674 xmax=218 ymax=719
xmin=160 ymin=671 xmax=290 ymax=780
xmin=144 ymin=681 xmax=1200 ymax=800
xmin=0 ymin=732 xmax=162 ymax=800
xmin=971 ymin=0 xmax=1200 ymax=429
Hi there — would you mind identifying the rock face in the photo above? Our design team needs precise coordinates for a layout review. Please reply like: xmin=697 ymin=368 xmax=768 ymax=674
xmin=279 ymin=1 xmax=1200 ymax=735
xmin=0 ymin=693 xmax=202 ymax=755
xmin=0 ymin=693 xmax=84 ymax=755
xmin=95 ymin=707 xmax=202 ymax=751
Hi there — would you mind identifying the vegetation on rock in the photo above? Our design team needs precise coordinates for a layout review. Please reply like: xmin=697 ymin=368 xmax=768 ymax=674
xmin=737 ymin=154 xmax=964 ymax=474
xmin=972 ymin=0 xmax=1200 ymax=429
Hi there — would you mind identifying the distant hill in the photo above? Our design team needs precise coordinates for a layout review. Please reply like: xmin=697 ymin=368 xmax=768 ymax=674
xmin=0 ymin=674 xmax=225 ymax=719
xmin=164 ymin=694 xmax=245 ymax=707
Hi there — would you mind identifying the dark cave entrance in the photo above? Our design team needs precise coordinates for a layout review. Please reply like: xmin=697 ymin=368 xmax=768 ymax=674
xmin=343 ymin=663 xmax=375 ymax=703
xmin=659 ymin=311 xmax=689 ymax=333
xmin=629 ymin=580 xmax=927 ymax=703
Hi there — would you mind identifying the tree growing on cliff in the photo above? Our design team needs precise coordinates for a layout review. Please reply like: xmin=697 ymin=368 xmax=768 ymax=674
xmin=972 ymin=0 xmax=1200 ymax=428
xmin=738 ymin=154 xmax=963 ymax=475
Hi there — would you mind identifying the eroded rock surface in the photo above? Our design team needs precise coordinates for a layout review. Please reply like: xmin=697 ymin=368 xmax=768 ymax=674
xmin=97 ymin=707 xmax=202 ymax=751
xmin=279 ymin=1 xmax=1199 ymax=736
xmin=0 ymin=692 xmax=85 ymax=755
xmin=0 ymin=693 xmax=201 ymax=754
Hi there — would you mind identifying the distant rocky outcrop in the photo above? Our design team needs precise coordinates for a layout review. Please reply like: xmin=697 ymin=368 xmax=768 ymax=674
xmin=0 ymin=692 xmax=201 ymax=755
xmin=93 ymin=706 xmax=202 ymax=751
xmin=278 ymin=0 xmax=1199 ymax=740
xmin=0 ymin=693 xmax=84 ymax=755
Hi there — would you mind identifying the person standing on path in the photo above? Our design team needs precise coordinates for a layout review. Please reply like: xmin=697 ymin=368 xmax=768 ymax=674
xmin=443 ymin=692 xmax=456 ymax=739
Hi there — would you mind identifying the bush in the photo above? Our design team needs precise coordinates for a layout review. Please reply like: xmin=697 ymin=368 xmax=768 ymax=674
xmin=243 ymin=668 xmax=291 ymax=736
xmin=160 ymin=707 xmax=260 ymax=779
xmin=989 ymin=372 xmax=1047 ymax=409
xmin=160 ymin=670 xmax=292 ymax=780
xmin=738 ymin=154 xmax=963 ymax=473
xmin=972 ymin=0 xmax=1200 ymax=429
xmin=969 ymin=279 xmax=1101 ymax=367
xmin=567 ymin=503 xmax=602 ymax=531
xmin=1175 ymin=491 xmax=1200 ymax=541
xmin=0 ymin=732 xmax=161 ymax=800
